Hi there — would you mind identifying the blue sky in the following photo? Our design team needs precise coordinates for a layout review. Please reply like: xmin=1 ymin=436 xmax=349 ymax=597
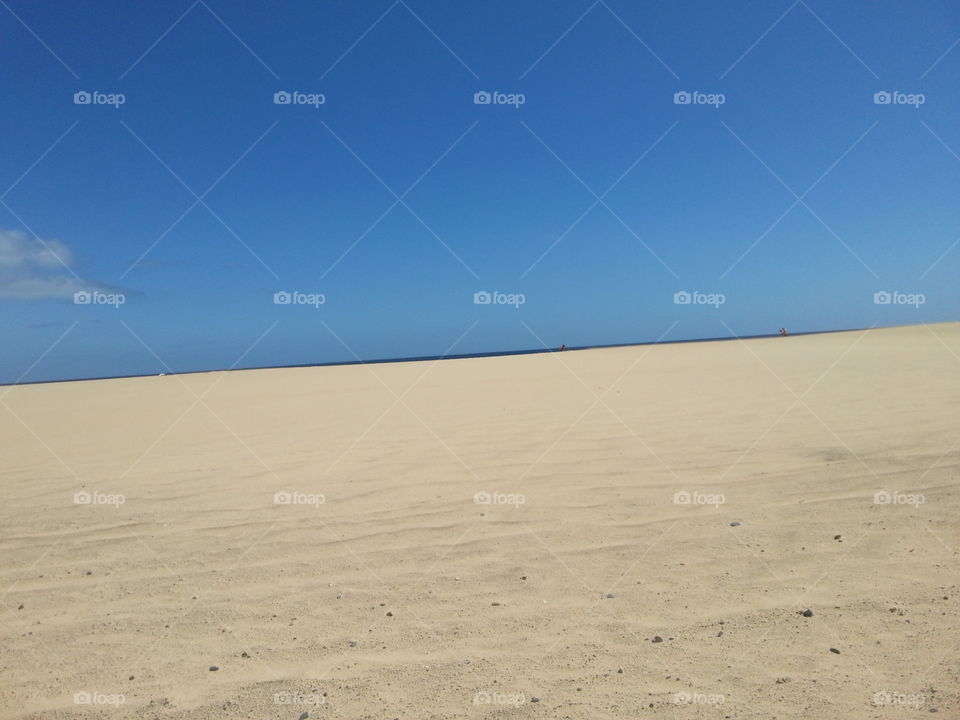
xmin=1 ymin=0 xmax=958 ymax=383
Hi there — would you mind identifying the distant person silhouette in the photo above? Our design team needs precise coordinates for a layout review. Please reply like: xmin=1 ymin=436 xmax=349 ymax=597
xmin=559 ymin=344 xmax=566 ymax=352
xmin=779 ymin=328 xmax=788 ymax=337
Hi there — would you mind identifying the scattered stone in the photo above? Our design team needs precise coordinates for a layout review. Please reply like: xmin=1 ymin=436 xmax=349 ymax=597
xmin=604 ymin=593 xmax=615 ymax=599
xmin=128 ymin=675 xmax=134 ymax=680
xmin=385 ymin=611 xmax=393 ymax=617
xmin=530 ymin=697 xmax=540 ymax=703
xmin=298 ymin=713 xmax=309 ymax=720
xmin=729 ymin=521 xmax=741 ymax=527
xmin=348 ymin=641 xmax=357 ymax=647
xmin=829 ymin=648 xmax=840 ymax=654
xmin=209 ymin=665 xmax=219 ymax=671
xmin=617 ymin=668 xmax=623 ymax=673
xmin=833 ymin=535 xmax=841 ymax=540
xmin=801 ymin=609 xmax=814 ymax=617
xmin=491 ymin=602 xmax=501 ymax=606
xmin=17 ymin=604 xmax=23 ymax=610
xmin=85 ymin=571 xmax=92 ymax=576
xmin=775 ymin=677 xmax=791 ymax=684
xmin=717 ymin=631 xmax=723 ymax=637
xmin=652 ymin=636 xmax=663 ymax=643
xmin=241 ymin=652 xmax=250 ymax=658
xmin=521 ymin=576 xmax=527 ymax=580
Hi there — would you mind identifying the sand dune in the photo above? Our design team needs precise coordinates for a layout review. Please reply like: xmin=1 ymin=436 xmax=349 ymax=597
xmin=1 ymin=322 xmax=958 ymax=718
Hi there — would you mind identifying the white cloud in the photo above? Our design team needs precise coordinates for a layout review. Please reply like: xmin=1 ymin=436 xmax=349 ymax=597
xmin=0 ymin=229 xmax=117 ymax=300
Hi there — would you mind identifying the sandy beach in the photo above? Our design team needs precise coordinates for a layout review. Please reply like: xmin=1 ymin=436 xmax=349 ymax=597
xmin=1 ymin=322 xmax=958 ymax=719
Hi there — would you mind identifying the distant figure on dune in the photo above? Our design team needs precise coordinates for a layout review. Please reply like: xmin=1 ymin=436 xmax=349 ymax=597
xmin=559 ymin=344 xmax=566 ymax=352
xmin=779 ymin=328 xmax=789 ymax=337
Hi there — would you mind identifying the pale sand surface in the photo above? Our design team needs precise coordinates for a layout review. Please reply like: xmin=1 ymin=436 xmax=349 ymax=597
xmin=1 ymin=322 xmax=958 ymax=718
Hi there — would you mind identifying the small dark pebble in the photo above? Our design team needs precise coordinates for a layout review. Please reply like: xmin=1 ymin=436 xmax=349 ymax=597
xmin=385 ymin=611 xmax=393 ymax=616
xmin=829 ymin=648 xmax=840 ymax=654
xmin=18 ymin=604 xmax=24 ymax=610
xmin=604 ymin=593 xmax=615 ymax=599
xmin=833 ymin=535 xmax=841 ymax=540
xmin=521 ymin=576 xmax=527 ymax=580
xmin=348 ymin=641 xmax=357 ymax=647
xmin=652 ymin=636 xmax=663 ymax=643
xmin=298 ymin=713 xmax=309 ymax=720
xmin=241 ymin=652 xmax=250 ymax=658
xmin=209 ymin=665 xmax=219 ymax=671
xmin=531 ymin=697 xmax=540 ymax=703
xmin=128 ymin=675 xmax=134 ymax=680
xmin=491 ymin=602 xmax=501 ymax=606
xmin=617 ymin=668 xmax=623 ymax=673
xmin=729 ymin=521 xmax=741 ymax=527
xmin=717 ymin=631 xmax=723 ymax=637
xmin=801 ymin=609 xmax=813 ymax=617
